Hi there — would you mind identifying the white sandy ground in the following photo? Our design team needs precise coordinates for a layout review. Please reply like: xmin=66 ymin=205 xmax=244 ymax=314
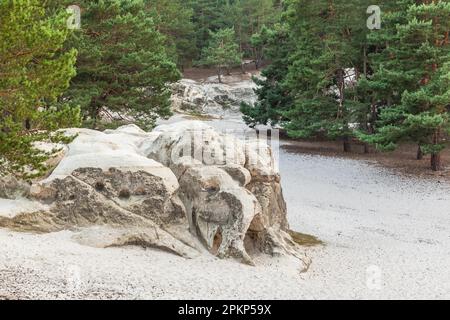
xmin=1 ymin=118 xmax=450 ymax=300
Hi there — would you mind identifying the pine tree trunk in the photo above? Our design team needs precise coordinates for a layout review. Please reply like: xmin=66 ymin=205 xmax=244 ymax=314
xmin=92 ymin=110 xmax=98 ymax=129
xmin=363 ymin=46 xmax=368 ymax=77
xmin=255 ymin=54 xmax=261 ymax=70
xmin=91 ymin=105 xmax=99 ymax=129
xmin=252 ymin=44 xmax=258 ymax=70
xmin=431 ymin=129 xmax=442 ymax=171
xmin=417 ymin=146 xmax=423 ymax=160
xmin=431 ymin=153 xmax=441 ymax=172
xmin=366 ymin=101 xmax=377 ymax=134
xmin=337 ymin=69 xmax=345 ymax=119
xmin=343 ymin=137 xmax=351 ymax=153
xmin=217 ymin=67 xmax=222 ymax=84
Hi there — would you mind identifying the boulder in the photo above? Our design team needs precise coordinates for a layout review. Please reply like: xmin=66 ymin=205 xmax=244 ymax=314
xmin=1 ymin=128 xmax=197 ymax=258
xmin=144 ymin=121 xmax=246 ymax=168
xmin=142 ymin=121 xmax=299 ymax=263
xmin=177 ymin=165 xmax=262 ymax=265
xmin=0 ymin=122 xmax=301 ymax=264
xmin=171 ymin=79 xmax=258 ymax=118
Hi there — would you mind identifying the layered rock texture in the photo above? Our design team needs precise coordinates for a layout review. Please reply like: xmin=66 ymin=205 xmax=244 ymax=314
xmin=171 ymin=79 xmax=257 ymax=118
xmin=0 ymin=122 xmax=302 ymax=264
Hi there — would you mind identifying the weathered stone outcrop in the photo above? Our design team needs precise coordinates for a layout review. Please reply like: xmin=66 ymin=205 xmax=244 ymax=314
xmin=171 ymin=79 xmax=258 ymax=118
xmin=143 ymin=121 xmax=300 ymax=263
xmin=0 ymin=122 xmax=301 ymax=264
xmin=0 ymin=126 xmax=197 ymax=258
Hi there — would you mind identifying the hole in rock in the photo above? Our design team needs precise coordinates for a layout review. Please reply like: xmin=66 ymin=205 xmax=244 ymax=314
xmin=244 ymin=215 xmax=265 ymax=256
xmin=95 ymin=181 xmax=105 ymax=191
xmin=211 ymin=229 xmax=222 ymax=255
xmin=244 ymin=231 xmax=260 ymax=256
xmin=206 ymin=186 xmax=219 ymax=194
xmin=119 ymin=188 xmax=131 ymax=199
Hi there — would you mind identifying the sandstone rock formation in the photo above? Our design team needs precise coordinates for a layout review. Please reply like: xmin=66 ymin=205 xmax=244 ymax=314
xmin=171 ymin=79 xmax=258 ymax=118
xmin=0 ymin=122 xmax=302 ymax=264
xmin=142 ymin=121 xmax=300 ymax=262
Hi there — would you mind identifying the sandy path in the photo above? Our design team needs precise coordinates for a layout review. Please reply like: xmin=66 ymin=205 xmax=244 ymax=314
xmin=1 ymin=118 xmax=449 ymax=300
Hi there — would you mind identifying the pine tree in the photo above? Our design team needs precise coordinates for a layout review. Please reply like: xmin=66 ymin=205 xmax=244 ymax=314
xmin=200 ymin=28 xmax=242 ymax=83
xmin=145 ymin=0 xmax=196 ymax=69
xmin=188 ymin=0 xmax=282 ymax=63
xmin=64 ymin=0 xmax=180 ymax=129
xmin=249 ymin=26 xmax=272 ymax=70
xmin=282 ymin=0 xmax=369 ymax=150
xmin=241 ymin=23 xmax=294 ymax=127
xmin=0 ymin=0 xmax=79 ymax=178
xmin=234 ymin=0 xmax=282 ymax=65
xmin=359 ymin=0 xmax=450 ymax=171
xmin=189 ymin=0 xmax=228 ymax=55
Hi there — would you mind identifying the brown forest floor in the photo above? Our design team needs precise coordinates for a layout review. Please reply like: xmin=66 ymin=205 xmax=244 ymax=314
xmin=282 ymin=140 xmax=450 ymax=182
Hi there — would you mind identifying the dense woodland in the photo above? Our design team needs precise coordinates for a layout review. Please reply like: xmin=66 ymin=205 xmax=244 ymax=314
xmin=0 ymin=0 xmax=449 ymax=178
xmin=242 ymin=0 xmax=450 ymax=172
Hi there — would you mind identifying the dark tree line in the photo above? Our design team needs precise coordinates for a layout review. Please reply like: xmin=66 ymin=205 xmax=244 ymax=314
xmin=242 ymin=0 xmax=450 ymax=171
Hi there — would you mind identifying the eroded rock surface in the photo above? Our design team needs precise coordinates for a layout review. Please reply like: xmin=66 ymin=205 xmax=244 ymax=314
xmin=143 ymin=121 xmax=300 ymax=263
xmin=0 ymin=122 xmax=302 ymax=264
xmin=171 ymin=79 xmax=258 ymax=118
xmin=0 ymin=176 xmax=30 ymax=199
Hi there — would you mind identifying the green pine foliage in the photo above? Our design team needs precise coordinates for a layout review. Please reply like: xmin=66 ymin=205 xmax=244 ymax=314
xmin=233 ymin=0 xmax=282 ymax=64
xmin=241 ymin=24 xmax=294 ymax=127
xmin=145 ymin=0 xmax=196 ymax=69
xmin=358 ymin=0 xmax=450 ymax=170
xmin=244 ymin=0 xmax=450 ymax=170
xmin=0 ymin=0 xmax=79 ymax=179
xmin=244 ymin=0 xmax=374 ymax=142
xmin=278 ymin=0 xmax=369 ymax=143
xmin=63 ymin=0 xmax=181 ymax=129
xmin=189 ymin=0 xmax=282 ymax=61
xmin=189 ymin=0 xmax=228 ymax=54
xmin=200 ymin=28 xmax=242 ymax=83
